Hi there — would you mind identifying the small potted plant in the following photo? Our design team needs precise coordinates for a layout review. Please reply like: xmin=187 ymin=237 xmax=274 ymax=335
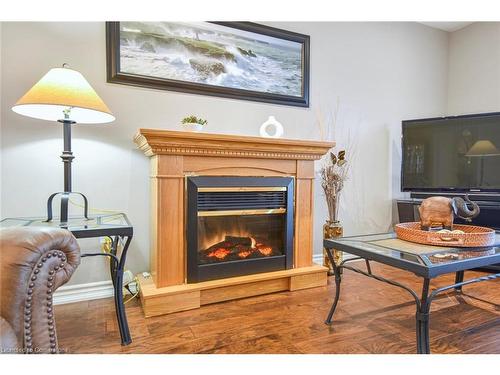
xmin=181 ymin=115 xmax=207 ymax=132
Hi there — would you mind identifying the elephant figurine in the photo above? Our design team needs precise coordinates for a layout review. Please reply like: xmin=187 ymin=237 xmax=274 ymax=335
xmin=418 ymin=195 xmax=480 ymax=231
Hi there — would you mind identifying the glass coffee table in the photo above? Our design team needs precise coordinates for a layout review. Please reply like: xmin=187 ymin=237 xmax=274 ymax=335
xmin=1 ymin=213 xmax=133 ymax=345
xmin=323 ymin=232 xmax=500 ymax=354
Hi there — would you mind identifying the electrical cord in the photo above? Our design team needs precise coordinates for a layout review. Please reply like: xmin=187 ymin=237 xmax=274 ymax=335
xmin=69 ymin=198 xmax=120 ymax=215
xmin=100 ymin=237 xmax=139 ymax=304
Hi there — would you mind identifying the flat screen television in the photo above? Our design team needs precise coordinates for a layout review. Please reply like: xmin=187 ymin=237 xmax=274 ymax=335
xmin=401 ymin=112 xmax=500 ymax=193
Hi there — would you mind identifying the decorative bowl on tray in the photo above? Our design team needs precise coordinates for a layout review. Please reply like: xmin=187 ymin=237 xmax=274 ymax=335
xmin=395 ymin=222 xmax=496 ymax=247
xmin=428 ymin=248 xmax=497 ymax=263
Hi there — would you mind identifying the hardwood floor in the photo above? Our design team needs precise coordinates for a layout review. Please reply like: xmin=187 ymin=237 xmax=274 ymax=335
xmin=55 ymin=263 xmax=500 ymax=354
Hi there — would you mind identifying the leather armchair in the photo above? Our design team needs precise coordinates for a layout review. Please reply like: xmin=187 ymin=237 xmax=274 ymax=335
xmin=0 ymin=227 xmax=80 ymax=354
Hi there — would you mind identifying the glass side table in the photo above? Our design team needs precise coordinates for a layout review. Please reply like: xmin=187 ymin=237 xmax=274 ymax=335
xmin=1 ymin=213 xmax=134 ymax=346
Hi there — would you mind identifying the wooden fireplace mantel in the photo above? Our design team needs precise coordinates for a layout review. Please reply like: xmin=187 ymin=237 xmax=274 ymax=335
xmin=134 ymin=128 xmax=334 ymax=317
xmin=134 ymin=128 xmax=334 ymax=160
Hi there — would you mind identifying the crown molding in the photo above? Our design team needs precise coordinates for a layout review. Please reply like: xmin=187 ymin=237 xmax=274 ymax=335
xmin=134 ymin=129 xmax=334 ymax=160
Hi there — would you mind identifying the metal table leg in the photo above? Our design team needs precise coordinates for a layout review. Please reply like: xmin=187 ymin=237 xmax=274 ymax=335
xmin=81 ymin=234 xmax=133 ymax=346
xmin=111 ymin=235 xmax=132 ymax=345
xmin=419 ymin=272 xmax=500 ymax=353
xmin=108 ymin=236 xmax=118 ymax=289
xmin=416 ymin=278 xmax=431 ymax=354
xmin=323 ymin=247 xmax=423 ymax=353
xmin=454 ymin=271 xmax=465 ymax=292
xmin=324 ymin=248 xmax=341 ymax=325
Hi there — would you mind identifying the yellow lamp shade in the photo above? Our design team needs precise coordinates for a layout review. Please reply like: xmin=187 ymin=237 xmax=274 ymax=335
xmin=466 ymin=140 xmax=500 ymax=157
xmin=12 ymin=67 xmax=115 ymax=124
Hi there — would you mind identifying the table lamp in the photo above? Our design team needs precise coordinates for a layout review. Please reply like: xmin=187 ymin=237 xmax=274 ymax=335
xmin=466 ymin=140 xmax=500 ymax=157
xmin=466 ymin=139 xmax=500 ymax=186
xmin=12 ymin=64 xmax=115 ymax=225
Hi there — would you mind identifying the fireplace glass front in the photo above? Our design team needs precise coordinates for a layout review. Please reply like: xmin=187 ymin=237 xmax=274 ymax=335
xmin=198 ymin=213 xmax=285 ymax=265
xmin=187 ymin=176 xmax=294 ymax=283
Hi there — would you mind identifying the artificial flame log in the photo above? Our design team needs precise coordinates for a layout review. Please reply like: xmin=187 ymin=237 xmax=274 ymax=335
xmin=199 ymin=235 xmax=274 ymax=264
xmin=204 ymin=236 xmax=254 ymax=254
xmin=201 ymin=237 xmax=252 ymax=263
xmin=223 ymin=236 xmax=254 ymax=247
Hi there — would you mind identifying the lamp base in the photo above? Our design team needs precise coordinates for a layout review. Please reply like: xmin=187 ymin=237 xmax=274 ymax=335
xmin=45 ymin=191 xmax=90 ymax=225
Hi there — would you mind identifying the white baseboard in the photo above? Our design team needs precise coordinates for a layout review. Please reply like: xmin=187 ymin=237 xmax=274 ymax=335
xmin=312 ymin=254 xmax=323 ymax=264
xmin=54 ymin=254 xmax=354 ymax=305
xmin=53 ymin=280 xmax=114 ymax=305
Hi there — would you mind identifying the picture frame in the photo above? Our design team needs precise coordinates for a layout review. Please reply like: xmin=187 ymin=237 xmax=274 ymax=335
xmin=106 ymin=22 xmax=310 ymax=107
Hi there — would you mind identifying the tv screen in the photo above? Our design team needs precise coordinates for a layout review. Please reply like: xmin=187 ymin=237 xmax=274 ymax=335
xmin=402 ymin=112 xmax=500 ymax=192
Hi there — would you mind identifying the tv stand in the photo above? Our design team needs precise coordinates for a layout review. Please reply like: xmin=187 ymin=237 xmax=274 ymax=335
xmin=397 ymin=196 xmax=500 ymax=272
xmin=410 ymin=191 xmax=500 ymax=203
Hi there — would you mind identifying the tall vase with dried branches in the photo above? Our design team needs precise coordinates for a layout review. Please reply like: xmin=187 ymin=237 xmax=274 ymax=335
xmin=316 ymin=98 xmax=354 ymax=275
xmin=320 ymin=149 xmax=349 ymax=275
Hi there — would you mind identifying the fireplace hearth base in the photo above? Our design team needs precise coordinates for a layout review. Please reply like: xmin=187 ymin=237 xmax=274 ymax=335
xmin=138 ymin=264 xmax=327 ymax=317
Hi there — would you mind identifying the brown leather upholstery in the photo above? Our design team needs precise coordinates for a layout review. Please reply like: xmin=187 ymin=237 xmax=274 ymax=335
xmin=0 ymin=227 xmax=80 ymax=354
xmin=1 ymin=316 xmax=19 ymax=352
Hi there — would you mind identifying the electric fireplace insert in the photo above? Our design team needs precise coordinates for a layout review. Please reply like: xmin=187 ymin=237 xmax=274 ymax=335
xmin=186 ymin=176 xmax=294 ymax=283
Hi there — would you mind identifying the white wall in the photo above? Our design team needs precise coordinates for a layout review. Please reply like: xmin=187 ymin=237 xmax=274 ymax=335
xmin=0 ymin=22 xmax=448 ymax=286
xmin=0 ymin=23 xmax=2 ymax=218
xmin=448 ymin=22 xmax=500 ymax=114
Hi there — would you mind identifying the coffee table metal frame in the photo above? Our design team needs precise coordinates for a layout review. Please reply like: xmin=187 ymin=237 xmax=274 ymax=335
xmin=323 ymin=233 xmax=500 ymax=354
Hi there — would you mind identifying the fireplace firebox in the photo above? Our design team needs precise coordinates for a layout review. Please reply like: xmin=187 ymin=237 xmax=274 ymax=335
xmin=187 ymin=176 xmax=294 ymax=283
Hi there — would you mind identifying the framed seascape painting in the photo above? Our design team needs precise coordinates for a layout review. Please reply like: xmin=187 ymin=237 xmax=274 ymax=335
xmin=106 ymin=22 xmax=310 ymax=107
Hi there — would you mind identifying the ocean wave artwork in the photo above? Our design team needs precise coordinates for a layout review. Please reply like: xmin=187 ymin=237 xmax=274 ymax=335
xmin=118 ymin=22 xmax=304 ymax=97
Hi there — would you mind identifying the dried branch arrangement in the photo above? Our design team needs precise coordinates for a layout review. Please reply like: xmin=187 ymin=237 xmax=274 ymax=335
xmin=316 ymin=97 xmax=356 ymax=223
xmin=320 ymin=149 xmax=349 ymax=222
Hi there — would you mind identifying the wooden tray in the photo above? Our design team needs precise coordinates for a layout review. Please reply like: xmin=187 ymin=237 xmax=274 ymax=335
xmin=394 ymin=222 xmax=496 ymax=248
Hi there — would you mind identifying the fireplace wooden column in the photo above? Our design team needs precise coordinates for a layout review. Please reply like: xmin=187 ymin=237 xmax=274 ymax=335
xmin=134 ymin=129 xmax=334 ymax=317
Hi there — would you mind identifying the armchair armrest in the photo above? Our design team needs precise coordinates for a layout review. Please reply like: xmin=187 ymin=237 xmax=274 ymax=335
xmin=0 ymin=227 xmax=80 ymax=353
